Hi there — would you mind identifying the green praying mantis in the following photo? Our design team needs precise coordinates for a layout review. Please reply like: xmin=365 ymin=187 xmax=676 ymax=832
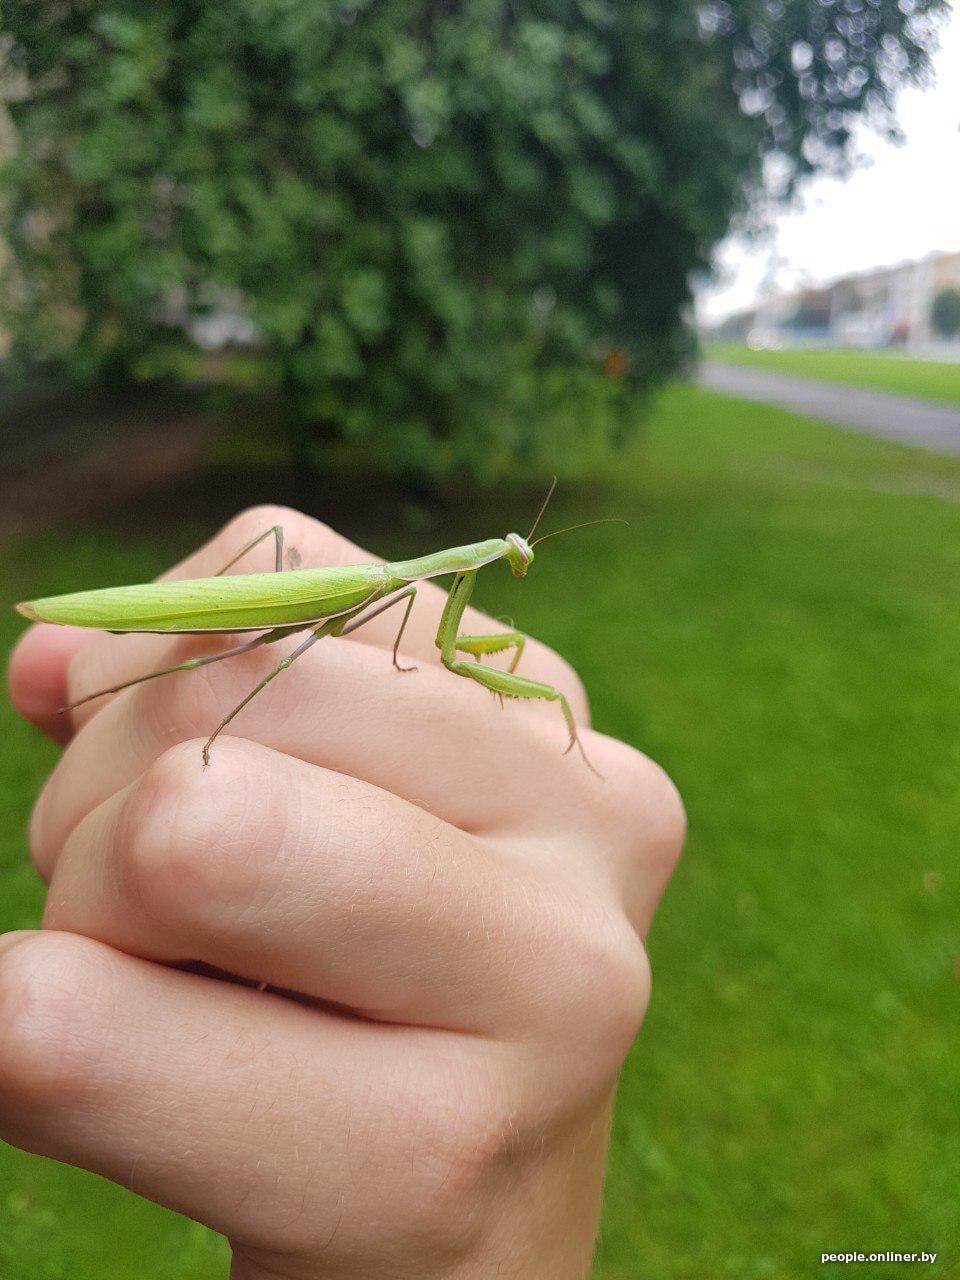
xmin=16 ymin=483 xmax=615 ymax=773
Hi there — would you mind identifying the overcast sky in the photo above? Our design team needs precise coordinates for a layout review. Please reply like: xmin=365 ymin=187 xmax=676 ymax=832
xmin=696 ymin=6 xmax=960 ymax=323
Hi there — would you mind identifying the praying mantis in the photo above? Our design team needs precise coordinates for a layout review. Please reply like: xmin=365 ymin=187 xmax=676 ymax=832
xmin=15 ymin=483 xmax=613 ymax=773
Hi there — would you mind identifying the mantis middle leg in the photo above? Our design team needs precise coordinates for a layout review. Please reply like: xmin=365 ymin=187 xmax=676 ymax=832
xmin=434 ymin=572 xmax=598 ymax=775
xmin=340 ymin=587 xmax=419 ymax=671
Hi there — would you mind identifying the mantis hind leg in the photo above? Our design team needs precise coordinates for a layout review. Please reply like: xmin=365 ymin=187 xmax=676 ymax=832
xmin=200 ymin=584 xmax=400 ymax=764
xmin=201 ymin=619 xmax=339 ymax=764
xmin=62 ymin=625 xmax=304 ymax=713
xmin=200 ymin=586 xmax=392 ymax=764
xmin=83 ymin=528 xmax=296 ymax=703
xmin=215 ymin=524 xmax=293 ymax=575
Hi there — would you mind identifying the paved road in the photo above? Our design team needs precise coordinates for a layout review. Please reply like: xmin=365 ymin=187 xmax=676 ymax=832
xmin=698 ymin=361 xmax=960 ymax=457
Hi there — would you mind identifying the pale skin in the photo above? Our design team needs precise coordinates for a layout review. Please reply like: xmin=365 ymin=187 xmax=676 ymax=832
xmin=2 ymin=505 xmax=685 ymax=1280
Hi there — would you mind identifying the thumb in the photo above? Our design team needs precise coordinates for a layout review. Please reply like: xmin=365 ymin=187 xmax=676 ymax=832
xmin=8 ymin=624 xmax=91 ymax=745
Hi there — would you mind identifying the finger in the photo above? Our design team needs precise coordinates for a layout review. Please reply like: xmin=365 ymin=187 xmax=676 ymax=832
xmin=32 ymin=634 xmax=609 ymax=880
xmin=0 ymin=929 xmax=496 ymax=1259
xmin=8 ymin=624 xmax=92 ymax=744
xmin=64 ymin=505 xmax=589 ymax=733
xmin=601 ymin=738 xmax=687 ymax=939
xmin=43 ymin=738 xmax=603 ymax=1037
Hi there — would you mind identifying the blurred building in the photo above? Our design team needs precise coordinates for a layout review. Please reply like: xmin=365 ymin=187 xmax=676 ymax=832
xmin=709 ymin=250 xmax=960 ymax=351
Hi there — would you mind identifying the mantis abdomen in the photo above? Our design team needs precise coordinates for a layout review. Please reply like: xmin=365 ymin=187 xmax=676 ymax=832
xmin=17 ymin=564 xmax=395 ymax=632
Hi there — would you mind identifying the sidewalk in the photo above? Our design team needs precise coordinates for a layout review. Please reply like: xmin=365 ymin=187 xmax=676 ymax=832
xmin=698 ymin=361 xmax=960 ymax=456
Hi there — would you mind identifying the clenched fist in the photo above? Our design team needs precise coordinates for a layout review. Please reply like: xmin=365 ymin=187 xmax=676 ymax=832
xmin=3 ymin=506 xmax=684 ymax=1280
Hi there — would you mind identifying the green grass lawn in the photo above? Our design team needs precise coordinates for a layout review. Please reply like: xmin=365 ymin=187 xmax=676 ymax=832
xmin=706 ymin=341 xmax=960 ymax=405
xmin=2 ymin=386 xmax=959 ymax=1277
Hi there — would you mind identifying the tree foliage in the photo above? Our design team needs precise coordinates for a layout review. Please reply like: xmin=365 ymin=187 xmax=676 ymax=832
xmin=0 ymin=0 xmax=948 ymax=477
xmin=931 ymin=288 xmax=960 ymax=340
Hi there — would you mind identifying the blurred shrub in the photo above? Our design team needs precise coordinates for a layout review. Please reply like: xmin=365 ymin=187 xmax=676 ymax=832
xmin=932 ymin=289 xmax=960 ymax=340
xmin=0 ymin=0 xmax=947 ymax=479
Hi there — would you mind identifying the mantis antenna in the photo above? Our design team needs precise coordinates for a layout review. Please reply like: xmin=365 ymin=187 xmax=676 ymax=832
xmin=531 ymin=518 xmax=628 ymax=548
xmin=527 ymin=476 xmax=559 ymax=542
xmin=525 ymin=477 xmax=626 ymax=548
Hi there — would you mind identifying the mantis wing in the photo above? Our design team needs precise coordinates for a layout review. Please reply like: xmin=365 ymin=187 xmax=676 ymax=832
xmin=16 ymin=565 xmax=390 ymax=633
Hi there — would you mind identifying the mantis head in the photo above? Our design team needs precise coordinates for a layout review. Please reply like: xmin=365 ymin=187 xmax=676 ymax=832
xmin=504 ymin=476 xmax=626 ymax=578
xmin=503 ymin=475 xmax=557 ymax=577
xmin=504 ymin=533 xmax=534 ymax=577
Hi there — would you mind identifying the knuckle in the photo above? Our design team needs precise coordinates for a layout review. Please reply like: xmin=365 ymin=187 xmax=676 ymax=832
xmin=215 ymin=503 xmax=374 ymax=578
xmin=387 ymin=1074 xmax=527 ymax=1261
xmin=118 ymin=742 xmax=258 ymax=923
xmin=563 ymin=910 xmax=652 ymax=1064
xmin=0 ymin=933 xmax=109 ymax=1111
xmin=226 ymin=503 xmax=303 ymax=534
xmin=497 ymin=883 xmax=652 ymax=1086
xmin=219 ymin=505 xmax=331 ymax=562
xmin=64 ymin=629 xmax=123 ymax=723
xmin=605 ymin=741 xmax=687 ymax=873
xmin=28 ymin=787 xmax=54 ymax=882
xmin=563 ymin=665 xmax=590 ymax=721
xmin=534 ymin=646 xmax=590 ymax=721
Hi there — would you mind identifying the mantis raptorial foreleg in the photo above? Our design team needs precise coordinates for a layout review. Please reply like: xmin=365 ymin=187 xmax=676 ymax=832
xmin=454 ymin=631 xmax=525 ymax=672
xmin=435 ymin=571 xmax=598 ymax=775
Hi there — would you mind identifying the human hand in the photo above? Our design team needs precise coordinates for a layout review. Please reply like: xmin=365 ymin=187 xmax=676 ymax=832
xmin=3 ymin=506 xmax=684 ymax=1280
